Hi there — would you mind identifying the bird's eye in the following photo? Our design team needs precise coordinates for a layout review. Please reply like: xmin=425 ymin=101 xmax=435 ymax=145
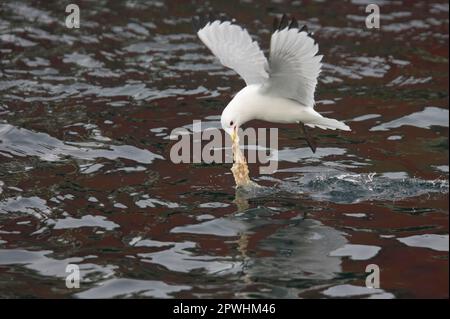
xmin=229 ymin=121 xmax=234 ymax=126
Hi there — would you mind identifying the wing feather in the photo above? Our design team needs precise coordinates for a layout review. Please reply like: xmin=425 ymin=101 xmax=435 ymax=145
xmin=263 ymin=16 xmax=323 ymax=107
xmin=194 ymin=16 xmax=269 ymax=86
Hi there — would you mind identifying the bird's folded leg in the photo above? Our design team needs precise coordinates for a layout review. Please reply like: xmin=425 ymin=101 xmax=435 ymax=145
xmin=300 ymin=123 xmax=317 ymax=153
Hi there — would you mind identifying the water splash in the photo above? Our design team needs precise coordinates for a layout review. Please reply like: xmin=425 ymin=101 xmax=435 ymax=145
xmin=279 ymin=168 xmax=448 ymax=203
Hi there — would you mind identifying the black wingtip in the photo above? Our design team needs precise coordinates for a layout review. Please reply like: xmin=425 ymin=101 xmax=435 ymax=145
xmin=289 ymin=17 xmax=298 ymax=29
xmin=274 ymin=14 xmax=309 ymax=32
xmin=192 ymin=14 xmax=207 ymax=33
xmin=273 ymin=16 xmax=279 ymax=32
xmin=192 ymin=12 xmax=230 ymax=33
xmin=271 ymin=14 xmax=317 ymax=45
xmin=279 ymin=13 xmax=289 ymax=30
xmin=300 ymin=24 xmax=317 ymax=44
xmin=219 ymin=13 xmax=229 ymax=23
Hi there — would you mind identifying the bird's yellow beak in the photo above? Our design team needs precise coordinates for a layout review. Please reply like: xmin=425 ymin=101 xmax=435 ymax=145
xmin=230 ymin=126 xmax=237 ymax=143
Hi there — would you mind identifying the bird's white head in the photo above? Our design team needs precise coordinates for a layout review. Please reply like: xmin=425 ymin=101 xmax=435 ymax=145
xmin=221 ymin=86 xmax=257 ymax=142
xmin=220 ymin=106 xmax=239 ymax=143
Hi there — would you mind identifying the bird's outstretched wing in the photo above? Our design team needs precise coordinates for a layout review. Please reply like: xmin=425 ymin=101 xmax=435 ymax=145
xmin=262 ymin=15 xmax=323 ymax=108
xmin=193 ymin=15 xmax=269 ymax=86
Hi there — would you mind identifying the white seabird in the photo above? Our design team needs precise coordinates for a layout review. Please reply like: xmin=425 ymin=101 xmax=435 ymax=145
xmin=193 ymin=14 xmax=351 ymax=153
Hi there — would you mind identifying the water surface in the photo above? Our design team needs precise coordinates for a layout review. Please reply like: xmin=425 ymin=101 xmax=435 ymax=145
xmin=0 ymin=0 xmax=448 ymax=298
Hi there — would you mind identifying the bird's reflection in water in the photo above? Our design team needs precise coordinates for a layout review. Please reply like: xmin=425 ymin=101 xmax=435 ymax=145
xmin=229 ymin=189 xmax=348 ymax=297
xmin=233 ymin=187 xmax=252 ymax=212
xmin=166 ymin=188 xmax=348 ymax=296
xmin=233 ymin=181 xmax=277 ymax=211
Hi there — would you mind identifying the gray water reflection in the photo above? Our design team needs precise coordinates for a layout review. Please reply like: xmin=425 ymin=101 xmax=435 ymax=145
xmin=397 ymin=234 xmax=449 ymax=251
xmin=0 ymin=196 xmax=50 ymax=219
xmin=76 ymin=278 xmax=190 ymax=299
xmin=0 ymin=124 xmax=163 ymax=164
xmin=370 ymin=107 xmax=449 ymax=131
xmin=144 ymin=205 xmax=358 ymax=298
xmin=0 ymin=249 xmax=116 ymax=282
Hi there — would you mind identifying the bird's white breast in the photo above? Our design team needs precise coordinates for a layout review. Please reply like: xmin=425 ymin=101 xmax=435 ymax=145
xmin=227 ymin=84 xmax=310 ymax=124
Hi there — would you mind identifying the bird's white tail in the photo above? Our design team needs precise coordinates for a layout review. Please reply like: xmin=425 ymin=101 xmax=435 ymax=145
xmin=304 ymin=110 xmax=351 ymax=131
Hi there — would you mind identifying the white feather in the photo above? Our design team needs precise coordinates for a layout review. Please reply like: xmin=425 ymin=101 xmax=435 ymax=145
xmin=263 ymin=28 xmax=323 ymax=108
xmin=197 ymin=20 xmax=269 ymax=86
